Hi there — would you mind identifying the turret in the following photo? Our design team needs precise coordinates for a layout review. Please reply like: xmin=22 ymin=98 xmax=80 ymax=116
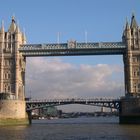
xmin=122 ymin=19 xmax=131 ymax=50
xmin=8 ymin=16 xmax=16 ymax=33
xmin=15 ymin=23 xmax=20 ymax=33
xmin=22 ymin=31 xmax=26 ymax=44
xmin=0 ymin=21 xmax=4 ymax=33
xmin=122 ymin=13 xmax=140 ymax=51
xmin=130 ymin=13 xmax=138 ymax=29
xmin=15 ymin=23 xmax=22 ymax=44
xmin=138 ymin=26 xmax=140 ymax=46
xmin=130 ymin=13 xmax=139 ymax=50
xmin=125 ymin=20 xmax=131 ymax=36
xmin=0 ymin=21 xmax=5 ymax=42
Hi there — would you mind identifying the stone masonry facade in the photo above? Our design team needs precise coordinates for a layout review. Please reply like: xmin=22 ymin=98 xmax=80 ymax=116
xmin=123 ymin=14 xmax=140 ymax=96
xmin=0 ymin=17 xmax=26 ymax=100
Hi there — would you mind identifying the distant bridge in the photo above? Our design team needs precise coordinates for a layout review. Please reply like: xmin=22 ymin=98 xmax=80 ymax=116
xmin=26 ymin=98 xmax=120 ymax=111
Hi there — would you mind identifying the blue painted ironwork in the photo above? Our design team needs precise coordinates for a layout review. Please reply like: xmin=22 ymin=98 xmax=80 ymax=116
xmin=26 ymin=98 xmax=120 ymax=111
xmin=19 ymin=41 xmax=126 ymax=57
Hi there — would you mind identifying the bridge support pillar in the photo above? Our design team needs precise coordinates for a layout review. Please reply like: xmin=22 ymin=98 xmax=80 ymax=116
xmin=0 ymin=100 xmax=29 ymax=125
xmin=119 ymin=97 xmax=140 ymax=124
xmin=27 ymin=110 xmax=32 ymax=124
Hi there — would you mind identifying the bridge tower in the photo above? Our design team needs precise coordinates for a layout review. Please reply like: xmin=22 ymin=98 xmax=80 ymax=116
xmin=123 ymin=14 xmax=140 ymax=97
xmin=120 ymin=14 xmax=140 ymax=123
xmin=0 ymin=17 xmax=29 ymax=125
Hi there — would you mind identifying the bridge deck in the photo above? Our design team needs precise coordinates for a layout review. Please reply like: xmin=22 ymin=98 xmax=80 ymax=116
xmin=19 ymin=41 xmax=126 ymax=57
xmin=26 ymin=98 xmax=120 ymax=111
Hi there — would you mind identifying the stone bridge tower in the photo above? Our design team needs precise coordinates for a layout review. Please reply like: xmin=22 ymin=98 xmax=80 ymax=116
xmin=123 ymin=14 xmax=140 ymax=97
xmin=120 ymin=14 xmax=140 ymax=124
xmin=0 ymin=17 xmax=26 ymax=100
xmin=0 ymin=17 xmax=28 ymax=125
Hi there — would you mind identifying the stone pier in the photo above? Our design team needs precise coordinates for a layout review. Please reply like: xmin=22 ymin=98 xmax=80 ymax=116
xmin=0 ymin=100 xmax=29 ymax=125
xmin=119 ymin=97 xmax=140 ymax=124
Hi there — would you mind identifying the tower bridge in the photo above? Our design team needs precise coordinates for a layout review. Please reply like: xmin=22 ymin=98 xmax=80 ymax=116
xmin=0 ymin=14 xmax=140 ymax=125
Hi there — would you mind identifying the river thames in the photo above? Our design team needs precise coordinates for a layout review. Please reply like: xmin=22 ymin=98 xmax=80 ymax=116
xmin=0 ymin=117 xmax=140 ymax=140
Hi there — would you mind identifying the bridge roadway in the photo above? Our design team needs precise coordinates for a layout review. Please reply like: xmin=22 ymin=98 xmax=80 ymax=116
xmin=19 ymin=41 xmax=126 ymax=57
xmin=26 ymin=98 xmax=120 ymax=111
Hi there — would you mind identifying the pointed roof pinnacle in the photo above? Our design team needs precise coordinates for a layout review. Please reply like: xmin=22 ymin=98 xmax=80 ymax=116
xmin=0 ymin=20 xmax=4 ymax=33
xmin=125 ymin=17 xmax=130 ymax=30
xmin=23 ymin=28 xmax=26 ymax=37
xmin=15 ymin=20 xmax=21 ymax=33
xmin=22 ymin=28 xmax=26 ymax=42
xmin=11 ymin=13 xmax=16 ymax=23
xmin=12 ymin=15 xmax=15 ymax=22
xmin=131 ymin=13 xmax=138 ymax=28
xmin=8 ymin=16 xmax=17 ymax=32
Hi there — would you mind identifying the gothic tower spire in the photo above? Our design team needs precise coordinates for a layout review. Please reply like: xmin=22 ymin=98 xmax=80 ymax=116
xmin=0 ymin=20 xmax=5 ymax=42
xmin=125 ymin=18 xmax=130 ymax=30
xmin=0 ymin=20 xmax=4 ymax=33
xmin=22 ymin=28 xmax=26 ymax=44
xmin=131 ymin=13 xmax=138 ymax=29
xmin=8 ymin=16 xmax=16 ymax=32
xmin=15 ymin=21 xmax=21 ymax=33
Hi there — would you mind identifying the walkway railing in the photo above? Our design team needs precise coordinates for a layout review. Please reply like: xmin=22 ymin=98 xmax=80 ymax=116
xmin=19 ymin=41 xmax=126 ymax=57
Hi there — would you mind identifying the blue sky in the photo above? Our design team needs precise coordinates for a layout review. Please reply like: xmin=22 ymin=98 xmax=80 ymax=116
xmin=1 ymin=0 xmax=140 ymax=65
xmin=1 ymin=0 xmax=140 ymax=43
xmin=0 ymin=1 xmax=140 ymax=110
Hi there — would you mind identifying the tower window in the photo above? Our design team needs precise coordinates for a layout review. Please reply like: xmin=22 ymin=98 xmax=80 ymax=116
xmin=8 ymin=35 xmax=11 ymax=40
xmin=8 ymin=73 xmax=11 ymax=79
xmin=131 ymin=30 xmax=133 ymax=35
xmin=12 ymin=34 xmax=15 ymax=40
xmin=4 ymin=84 xmax=7 ymax=92
xmin=134 ymin=72 xmax=136 ymax=76
xmin=3 ymin=84 xmax=11 ymax=93
xmin=133 ymin=57 xmax=136 ymax=62
xmin=8 ymin=85 xmax=11 ymax=91
xmin=4 ymin=73 xmax=7 ymax=79
xmin=4 ymin=32 xmax=7 ymax=39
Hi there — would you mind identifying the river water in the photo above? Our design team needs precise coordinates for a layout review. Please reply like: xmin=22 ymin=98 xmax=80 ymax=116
xmin=0 ymin=117 xmax=140 ymax=140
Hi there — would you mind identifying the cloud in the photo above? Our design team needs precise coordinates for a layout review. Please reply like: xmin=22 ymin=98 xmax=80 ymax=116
xmin=25 ymin=57 xmax=124 ymax=99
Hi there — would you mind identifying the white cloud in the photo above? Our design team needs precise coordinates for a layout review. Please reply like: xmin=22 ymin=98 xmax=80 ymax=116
xmin=25 ymin=57 xmax=124 ymax=99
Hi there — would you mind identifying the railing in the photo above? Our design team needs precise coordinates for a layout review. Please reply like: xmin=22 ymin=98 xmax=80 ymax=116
xmin=26 ymin=98 xmax=120 ymax=103
xmin=20 ymin=42 xmax=126 ymax=50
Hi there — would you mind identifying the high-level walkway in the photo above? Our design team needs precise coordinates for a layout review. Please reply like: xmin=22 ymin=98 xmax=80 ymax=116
xmin=26 ymin=98 xmax=120 ymax=111
xmin=19 ymin=41 xmax=126 ymax=57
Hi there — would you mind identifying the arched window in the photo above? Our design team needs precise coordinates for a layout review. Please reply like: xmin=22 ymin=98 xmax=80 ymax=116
xmin=7 ymin=85 xmax=11 ymax=92
xmin=138 ymin=83 xmax=140 ymax=89
xmin=12 ymin=34 xmax=15 ymax=40
xmin=3 ymin=84 xmax=11 ymax=93
xmin=4 ymin=73 xmax=7 ymax=79
xmin=4 ymin=84 xmax=7 ymax=92
xmin=8 ymin=73 xmax=11 ymax=79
